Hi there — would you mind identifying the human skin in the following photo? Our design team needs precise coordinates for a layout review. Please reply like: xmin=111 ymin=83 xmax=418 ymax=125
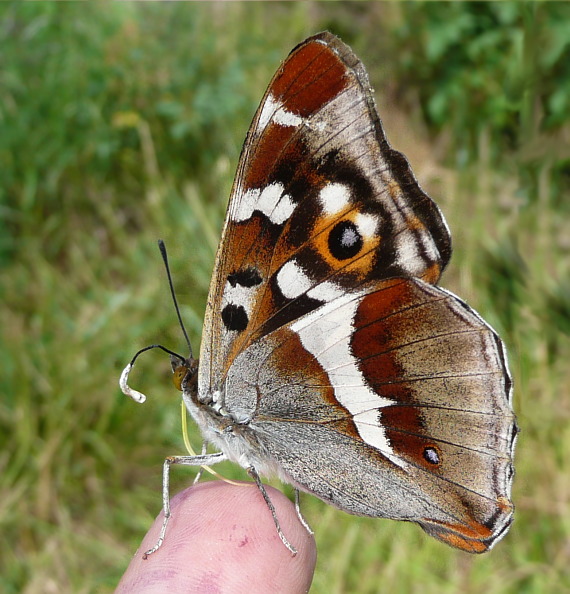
xmin=116 ymin=481 xmax=317 ymax=593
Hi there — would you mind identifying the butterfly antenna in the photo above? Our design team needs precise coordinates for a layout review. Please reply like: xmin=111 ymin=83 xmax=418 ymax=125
xmin=120 ymin=241 xmax=194 ymax=404
xmin=158 ymin=239 xmax=193 ymax=359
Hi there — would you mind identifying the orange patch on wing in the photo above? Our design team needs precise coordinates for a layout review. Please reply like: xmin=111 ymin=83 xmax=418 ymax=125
xmin=387 ymin=179 xmax=401 ymax=200
xmin=422 ymin=518 xmax=496 ymax=554
xmin=497 ymin=496 xmax=514 ymax=513
xmin=438 ymin=531 xmax=489 ymax=554
xmin=225 ymin=217 xmax=272 ymax=277
xmin=421 ymin=262 xmax=442 ymax=284
xmin=406 ymin=214 xmax=427 ymax=231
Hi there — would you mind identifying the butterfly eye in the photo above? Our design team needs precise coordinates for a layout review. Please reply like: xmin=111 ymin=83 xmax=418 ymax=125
xmin=423 ymin=446 xmax=441 ymax=466
xmin=172 ymin=365 xmax=188 ymax=391
xmin=328 ymin=220 xmax=363 ymax=260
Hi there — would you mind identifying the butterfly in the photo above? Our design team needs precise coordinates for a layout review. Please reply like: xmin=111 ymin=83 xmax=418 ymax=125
xmin=121 ymin=32 xmax=517 ymax=556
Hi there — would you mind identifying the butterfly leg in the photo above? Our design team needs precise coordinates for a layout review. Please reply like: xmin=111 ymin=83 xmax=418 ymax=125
xmin=191 ymin=442 xmax=208 ymax=486
xmin=247 ymin=466 xmax=298 ymax=556
xmin=294 ymin=489 xmax=314 ymax=536
xmin=143 ymin=452 xmax=227 ymax=559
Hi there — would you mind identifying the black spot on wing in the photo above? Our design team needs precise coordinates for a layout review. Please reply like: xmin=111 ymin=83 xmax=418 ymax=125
xmin=221 ymin=304 xmax=249 ymax=332
xmin=227 ymin=267 xmax=263 ymax=288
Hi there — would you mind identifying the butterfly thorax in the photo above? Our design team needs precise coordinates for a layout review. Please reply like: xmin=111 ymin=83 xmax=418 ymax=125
xmin=178 ymin=357 xmax=288 ymax=480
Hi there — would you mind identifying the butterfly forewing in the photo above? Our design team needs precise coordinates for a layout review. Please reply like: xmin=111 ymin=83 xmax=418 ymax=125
xmin=200 ymin=32 xmax=452 ymax=394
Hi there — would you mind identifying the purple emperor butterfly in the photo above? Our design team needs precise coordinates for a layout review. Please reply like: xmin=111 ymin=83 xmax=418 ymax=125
xmin=121 ymin=32 xmax=517 ymax=555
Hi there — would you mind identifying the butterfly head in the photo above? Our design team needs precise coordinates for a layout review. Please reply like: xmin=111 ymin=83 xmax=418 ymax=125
xmin=171 ymin=354 xmax=198 ymax=393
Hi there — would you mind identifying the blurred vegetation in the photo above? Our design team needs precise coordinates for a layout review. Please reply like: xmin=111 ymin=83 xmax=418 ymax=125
xmin=1 ymin=2 xmax=569 ymax=593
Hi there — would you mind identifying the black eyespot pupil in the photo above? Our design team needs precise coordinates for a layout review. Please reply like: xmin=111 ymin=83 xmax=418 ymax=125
xmin=328 ymin=220 xmax=363 ymax=260
xmin=423 ymin=447 xmax=440 ymax=465
xmin=221 ymin=304 xmax=248 ymax=332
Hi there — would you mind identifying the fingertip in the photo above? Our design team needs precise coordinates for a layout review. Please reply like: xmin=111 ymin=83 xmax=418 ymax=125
xmin=117 ymin=481 xmax=316 ymax=593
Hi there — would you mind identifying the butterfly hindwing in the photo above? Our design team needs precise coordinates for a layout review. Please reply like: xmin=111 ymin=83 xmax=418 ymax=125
xmin=223 ymin=278 xmax=515 ymax=553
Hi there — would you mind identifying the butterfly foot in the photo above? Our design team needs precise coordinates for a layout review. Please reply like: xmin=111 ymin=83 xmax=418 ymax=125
xmin=295 ymin=489 xmax=314 ymax=536
xmin=142 ymin=539 xmax=162 ymax=560
xmin=247 ymin=466 xmax=298 ymax=556
xmin=142 ymin=508 xmax=171 ymax=560
xmin=279 ymin=533 xmax=298 ymax=557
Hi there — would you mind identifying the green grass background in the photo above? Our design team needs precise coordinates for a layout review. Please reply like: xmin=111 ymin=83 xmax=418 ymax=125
xmin=2 ymin=2 xmax=569 ymax=592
